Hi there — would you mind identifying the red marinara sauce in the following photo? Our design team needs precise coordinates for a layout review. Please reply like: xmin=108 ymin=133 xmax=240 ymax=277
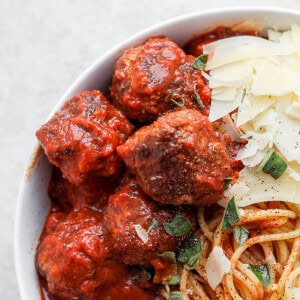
xmin=35 ymin=26 xmax=247 ymax=300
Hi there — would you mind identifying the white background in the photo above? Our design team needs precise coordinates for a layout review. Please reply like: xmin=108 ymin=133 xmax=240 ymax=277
xmin=2 ymin=0 xmax=300 ymax=298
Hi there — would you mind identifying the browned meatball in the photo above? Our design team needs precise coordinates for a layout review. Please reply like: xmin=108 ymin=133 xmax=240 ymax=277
xmin=104 ymin=179 xmax=195 ymax=268
xmin=111 ymin=36 xmax=211 ymax=122
xmin=36 ymin=208 xmax=131 ymax=300
xmin=117 ymin=109 xmax=233 ymax=205
xmin=48 ymin=167 xmax=116 ymax=210
xmin=36 ymin=90 xmax=133 ymax=185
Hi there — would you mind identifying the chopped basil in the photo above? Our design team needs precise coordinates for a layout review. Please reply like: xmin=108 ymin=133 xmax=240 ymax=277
xmin=171 ymin=98 xmax=185 ymax=107
xmin=164 ymin=215 xmax=192 ymax=236
xmin=249 ymin=263 xmax=271 ymax=287
xmin=223 ymin=178 xmax=232 ymax=190
xmin=158 ymin=251 xmax=177 ymax=264
xmin=178 ymin=234 xmax=202 ymax=268
xmin=233 ymin=226 xmax=249 ymax=246
xmin=193 ymin=54 xmax=208 ymax=70
xmin=168 ymin=291 xmax=183 ymax=300
xmin=163 ymin=274 xmax=180 ymax=285
xmin=256 ymin=149 xmax=287 ymax=179
xmin=193 ymin=85 xmax=204 ymax=109
xmin=147 ymin=218 xmax=158 ymax=233
xmin=221 ymin=197 xmax=240 ymax=231
xmin=135 ymin=266 xmax=153 ymax=284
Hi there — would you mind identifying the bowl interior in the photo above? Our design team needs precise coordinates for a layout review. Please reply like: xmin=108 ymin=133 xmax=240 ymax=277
xmin=15 ymin=7 xmax=300 ymax=300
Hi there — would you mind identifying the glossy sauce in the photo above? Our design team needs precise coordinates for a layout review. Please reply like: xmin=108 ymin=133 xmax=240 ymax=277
xmin=36 ymin=26 xmax=247 ymax=300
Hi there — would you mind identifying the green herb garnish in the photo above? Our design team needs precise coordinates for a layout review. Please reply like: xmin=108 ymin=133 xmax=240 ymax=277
xmin=171 ymin=98 xmax=185 ymax=107
xmin=147 ymin=218 xmax=158 ymax=233
xmin=256 ymin=149 xmax=287 ymax=179
xmin=249 ymin=263 xmax=271 ymax=287
xmin=223 ymin=178 xmax=233 ymax=190
xmin=168 ymin=291 xmax=184 ymax=300
xmin=221 ymin=197 xmax=240 ymax=231
xmin=193 ymin=85 xmax=204 ymax=108
xmin=163 ymin=274 xmax=180 ymax=286
xmin=164 ymin=215 xmax=192 ymax=236
xmin=158 ymin=251 xmax=177 ymax=264
xmin=178 ymin=234 xmax=202 ymax=268
xmin=135 ymin=266 xmax=153 ymax=284
xmin=193 ymin=54 xmax=208 ymax=70
xmin=233 ymin=226 xmax=249 ymax=246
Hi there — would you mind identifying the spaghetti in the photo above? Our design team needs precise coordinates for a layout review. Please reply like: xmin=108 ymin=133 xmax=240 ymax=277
xmin=175 ymin=203 xmax=300 ymax=300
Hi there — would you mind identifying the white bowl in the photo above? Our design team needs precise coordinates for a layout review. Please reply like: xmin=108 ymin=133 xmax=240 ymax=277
xmin=15 ymin=6 xmax=300 ymax=300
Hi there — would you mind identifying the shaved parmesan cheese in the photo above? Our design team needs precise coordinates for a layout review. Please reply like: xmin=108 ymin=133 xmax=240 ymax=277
xmin=212 ymin=86 xmax=237 ymax=101
xmin=273 ymin=112 xmax=300 ymax=163
xmin=203 ymin=35 xmax=293 ymax=70
xmin=292 ymin=288 xmax=300 ymax=299
xmin=236 ymin=94 xmax=276 ymax=127
xmin=242 ymin=150 xmax=266 ymax=167
xmin=252 ymin=60 xmax=300 ymax=96
xmin=252 ymin=108 xmax=276 ymax=131
xmin=222 ymin=182 xmax=251 ymax=204
xmin=236 ymin=142 xmax=258 ymax=160
xmin=133 ymin=224 xmax=148 ymax=244
xmin=209 ymin=87 xmax=244 ymax=122
xmin=205 ymin=246 xmax=231 ymax=290
xmin=204 ymin=26 xmax=300 ymax=208
xmin=231 ymin=168 xmax=300 ymax=207
xmin=201 ymin=70 xmax=249 ymax=89
xmin=286 ymin=101 xmax=300 ymax=120
xmin=209 ymin=59 xmax=254 ymax=81
xmin=292 ymin=23 xmax=300 ymax=56
xmin=221 ymin=114 xmax=242 ymax=141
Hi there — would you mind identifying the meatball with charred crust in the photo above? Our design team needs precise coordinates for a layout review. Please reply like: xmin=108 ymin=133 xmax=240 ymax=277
xmin=104 ymin=179 xmax=195 ymax=270
xmin=111 ymin=36 xmax=211 ymax=123
xmin=48 ymin=167 xmax=117 ymax=210
xmin=36 ymin=90 xmax=133 ymax=185
xmin=117 ymin=109 xmax=233 ymax=205
xmin=36 ymin=208 xmax=135 ymax=300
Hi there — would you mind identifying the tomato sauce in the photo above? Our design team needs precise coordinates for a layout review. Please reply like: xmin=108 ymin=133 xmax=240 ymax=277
xmin=36 ymin=26 xmax=246 ymax=300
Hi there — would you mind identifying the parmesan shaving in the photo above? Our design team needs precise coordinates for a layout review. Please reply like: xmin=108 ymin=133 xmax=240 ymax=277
xmin=205 ymin=246 xmax=231 ymax=290
xmin=133 ymin=224 xmax=148 ymax=244
xmin=203 ymin=35 xmax=293 ymax=70
xmin=230 ymin=168 xmax=300 ymax=207
xmin=203 ymin=25 xmax=300 ymax=205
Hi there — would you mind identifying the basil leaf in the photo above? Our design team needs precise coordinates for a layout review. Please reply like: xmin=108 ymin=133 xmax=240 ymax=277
xmin=178 ymin=234 xmax=202 ymax=268
xmin=223 ymin=178 xmax=232 ymax=190
xmin=164 ymin=215 xmax=192 ymax=236
xmin=193 ymin=87 xmax=204 ymax=109
xmin=168 ymin=291 xmax=183 ymax=300
xmin=256 ymin=149 xmax=287 ymax=179
xmin=233 ymin=226 xmax=249 ymax=246
xmin=221 ymin=197 xmax=240 ymax=231
xmin=171 ymin=98 xmax=185 ymax=107
xmin=135 ymin=266 xmax=153 ymax=284
xmin=158 ymin=251 xmax=176 ymax=264
xmin=193 ymin=55 xmax=208 ymax=70
xmin=249 ymin=263 xmax=271 ymax=287
xmin=163 ymin=274 xmax=180 ymax=285
xmin=147 ymin=218 xmax=158 ymax=233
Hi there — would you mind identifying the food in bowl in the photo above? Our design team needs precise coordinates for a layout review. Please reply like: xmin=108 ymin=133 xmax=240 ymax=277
xmin=18 ymin=11 xmax=300 ymax=300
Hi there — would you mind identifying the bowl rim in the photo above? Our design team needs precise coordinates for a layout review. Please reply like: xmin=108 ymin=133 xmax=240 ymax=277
xmin=14 ymin=5 xmax=300 ymax=299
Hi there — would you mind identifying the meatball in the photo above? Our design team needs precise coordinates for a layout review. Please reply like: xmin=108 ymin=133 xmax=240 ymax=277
xmin=48 ymin=167 xmax=116 ymax=210
xmin=111 ymin=36 xmax=211 ymax=122
xmin=117 ymin=109 xmax=233 ymax=205
xmin=104 ymin=179 xmax=195 ymax=267
xmin=36 ymin=90 xmax=133 ymax=184
xmin=36 ymin=208 xmax=127 ymax=299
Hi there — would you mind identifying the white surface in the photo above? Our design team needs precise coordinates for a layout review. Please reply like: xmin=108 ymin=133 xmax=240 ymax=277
xmin=2 ymin=0 xmax=300 ymax=299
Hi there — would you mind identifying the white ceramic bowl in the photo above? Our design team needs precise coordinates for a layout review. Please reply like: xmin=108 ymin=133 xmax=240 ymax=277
xmin=15 ymin=7 xmax=300 ymax=299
